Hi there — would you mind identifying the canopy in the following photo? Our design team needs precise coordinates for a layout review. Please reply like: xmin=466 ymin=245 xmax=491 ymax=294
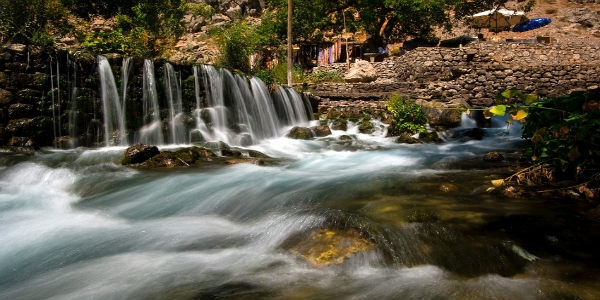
xmin=513 ymin=18 xmax=552 ymax=32
xmin=470 ymin=9 xmax=526 ymax=32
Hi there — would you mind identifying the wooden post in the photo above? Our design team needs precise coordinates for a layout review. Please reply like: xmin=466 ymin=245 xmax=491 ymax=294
xmin=287 ymin=0 xmax=293 ymax=87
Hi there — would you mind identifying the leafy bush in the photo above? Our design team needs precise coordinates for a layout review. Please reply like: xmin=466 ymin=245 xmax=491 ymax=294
xmin=0 ymin=0 xmax=67 ymax=45
xmin=521 ymin=91 xmax=600 ymax=178
xmin=215 ymin=20 xmax=263 ymax=73
xmin=385 ymin=93 xmax=428 ymax=134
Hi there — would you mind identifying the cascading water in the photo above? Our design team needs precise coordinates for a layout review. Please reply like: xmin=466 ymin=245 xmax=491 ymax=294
xmin=98 ymin=56 xmax=127 ymax=146
xmin=138 ymin=59 xmax=164 ymax=145
xmin=164 ymin=63 xmax=187 ymax=145
xmin=273 ymin=85 xmax=311 ymax=126
xmin=2 ymin=114 xmax=600 ymax=300
xmin=193 ymin=65 xmax=311 ymax=146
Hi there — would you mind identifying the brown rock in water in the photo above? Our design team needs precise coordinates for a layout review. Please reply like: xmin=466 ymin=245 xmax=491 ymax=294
xmin=311 ymin=125 xmax=332 ymax=137
xmin=287 ymin=126 xmax=314 ymax=140
xmin=289 ymin=228 xmax=375 ymax=267
xmin=483 ymin=151 xmax=504 ymax=162
xmin=122 ymin=144 xmax=160 ymax=165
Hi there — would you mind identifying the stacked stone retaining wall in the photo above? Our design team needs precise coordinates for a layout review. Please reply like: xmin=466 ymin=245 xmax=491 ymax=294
xmin=312 ymin=41 xmax=600 ymax=109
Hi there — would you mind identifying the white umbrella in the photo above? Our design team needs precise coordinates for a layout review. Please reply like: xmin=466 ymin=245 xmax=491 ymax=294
xmin=470 ymin=9 xmax=526 ymax=32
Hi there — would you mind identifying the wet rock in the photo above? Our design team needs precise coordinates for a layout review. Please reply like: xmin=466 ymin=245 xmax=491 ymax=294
xmin=395 ymin=133 xmax=420 ymax=144
xmin=287 ymin=126 xmax=314 ymax=140
xmin=143 ymin=152 xmax=191 ymax=168
xmin=288 ymin=228 xmax=375 ymax=267
xmin=311 ymin=125 xmax=332 ymax=137
xmin=122 ymin=144 xmax=160 ymax=165
xmin=483 ymin=151 xmax=504 ymax=162
xmin=419 ymin=131 xmax=443 ymax=143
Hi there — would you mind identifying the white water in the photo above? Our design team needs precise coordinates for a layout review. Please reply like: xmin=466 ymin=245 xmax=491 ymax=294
xmin=1 ymin=118 xmax=599 ymax=299
xmin=98 ymin=56 xmax=127 ymax=146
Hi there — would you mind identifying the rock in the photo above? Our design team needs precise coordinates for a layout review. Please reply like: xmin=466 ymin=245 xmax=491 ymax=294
xmin=8 ymin=103 xmax=35 ymax=119
xmin=344 ymin=60 xmax=378 ymax=83
xmin=484 ymin=151 xmax=504 ymax=162
xmin=122 ymin=144 xmax=160 ymax=165
xmin=288 ymin=228 xmax=375 ymax=267
xmin=419 ymin=131 xmax=443 ymax=143
xmin=287 ymin=126 xmax=314 ymax=140
xmin=0 ymin=88 xmax=14 ymax=105
xmin=311 ymin=125 xmax=332 ymax=137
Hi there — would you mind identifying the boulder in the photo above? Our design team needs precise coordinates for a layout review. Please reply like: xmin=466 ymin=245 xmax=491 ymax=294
xmin=287 ymin=126 xmax=314 ymax=140
xmin=311 ymin=125 xmax=332 ymax=137
xmin=122 ymin=144 xmax=160 ymax=165
xmin=344 ymin=60 xmax=378 ymax=83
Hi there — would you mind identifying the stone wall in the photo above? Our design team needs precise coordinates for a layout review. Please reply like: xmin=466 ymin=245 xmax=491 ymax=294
xmin=312 ymin=40 xmax=600 ymax=109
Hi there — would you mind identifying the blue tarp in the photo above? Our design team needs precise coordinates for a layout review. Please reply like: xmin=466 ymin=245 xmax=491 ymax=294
xmin=513 ymin=18 xmax=552 ymax=32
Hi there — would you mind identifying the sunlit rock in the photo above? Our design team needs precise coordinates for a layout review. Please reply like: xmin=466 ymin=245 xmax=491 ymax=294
xmin=344 ymin=60 xmax=378 ymax=83
xmin=289 ymin=228 xmax=375 ymax=267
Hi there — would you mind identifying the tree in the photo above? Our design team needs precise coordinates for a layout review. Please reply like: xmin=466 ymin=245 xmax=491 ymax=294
xmin=263 ymin=0 xmax=535 ymax=45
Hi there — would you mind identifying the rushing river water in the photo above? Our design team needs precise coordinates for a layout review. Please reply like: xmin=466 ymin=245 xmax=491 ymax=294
xmin=1 ymin=121 xmax=600 ymax=300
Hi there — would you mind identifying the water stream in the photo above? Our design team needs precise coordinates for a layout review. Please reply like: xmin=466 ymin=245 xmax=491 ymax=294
xmin=1 ymin=117 xmax=599 ymax=299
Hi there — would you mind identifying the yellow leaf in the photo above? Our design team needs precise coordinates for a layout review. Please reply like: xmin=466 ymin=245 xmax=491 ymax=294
xmin=465 ymin=108 xmax=471 ymax=115
xmin=491 ymin=179 xmax=505 ymax=187
xmin=489 ymin=105 xmax=506 ymax=116
xmin=511 ymin=109 xmax=528 ymax=121
xmin=523 ymin=94 xmax=538 ymax=105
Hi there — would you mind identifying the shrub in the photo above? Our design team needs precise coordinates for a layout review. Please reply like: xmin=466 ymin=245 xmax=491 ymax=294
xmin=385 ymin=93 xmax=428 ymax=134
xmin=521 ymin=91 xmax=600 ymax=178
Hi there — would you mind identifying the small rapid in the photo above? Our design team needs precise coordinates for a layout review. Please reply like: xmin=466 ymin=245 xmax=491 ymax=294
xmin=1 ymin=115 xmax=599 ymax=300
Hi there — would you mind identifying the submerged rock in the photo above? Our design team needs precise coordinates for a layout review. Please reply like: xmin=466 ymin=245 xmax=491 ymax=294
xmin=483 ymin=151 xmax=504 ymax=162
xmin=288 ymin=228 xmax=375 ymax=267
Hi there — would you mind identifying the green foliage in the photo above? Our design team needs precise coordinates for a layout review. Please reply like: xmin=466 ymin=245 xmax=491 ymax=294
xmin=385 ymin=93 xmax=428 ymax=134
xmin=253 ymin=63 xmax=305 ymax=86
xmin=521 ymin=92 xmax=600 ymax=178
xmin=215 ymin=20 xmax=276 ymax=73
xmin=187 ymin=2 xmax=215 ymax=19
xmin=0 ymin=0 xmax=67 ymax=45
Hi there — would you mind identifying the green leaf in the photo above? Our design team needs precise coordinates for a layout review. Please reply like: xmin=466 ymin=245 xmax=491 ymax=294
xmin=489 ymin=105 xmax=506 ymax=116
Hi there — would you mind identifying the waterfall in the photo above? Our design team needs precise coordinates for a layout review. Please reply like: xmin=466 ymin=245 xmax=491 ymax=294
xmin=92 ymin=59 xmax=312 ymax=148
xmin=249 ymin=77 xmax=281 ymax=139
xmin=97 ymin=56 xmax=127 ymax=146
xmin=191 ymin=65 xmax=312 ymax=146
xmin=273 ymin=85 xmax=311 ymax=126
xmin=49 ymin=59 xmax=57 ymax=146
xmin=121 ymin=57 xmax=133 ymax=138
xmin=138 ymin=59 xmax=164 ymax=145
xmin=67 ymin=53 xmax=78 ymax=148
xmin=164 ymin=63 xmax=186 ymax=144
